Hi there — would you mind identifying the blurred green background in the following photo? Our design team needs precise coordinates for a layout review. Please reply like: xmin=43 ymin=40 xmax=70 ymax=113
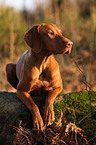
xmin=0 ymin=0 xmax=96 ymax=93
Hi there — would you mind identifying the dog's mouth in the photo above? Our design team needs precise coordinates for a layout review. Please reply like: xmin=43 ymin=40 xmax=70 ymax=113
xmin=63 ymin=48 xmax=71 ymax=54
xmin=53 ymin=42 xmax=73 ymax=55
xmin=54 ymin=48 xmax=71 ymax=55
xmin=64 ymin=41 xmax=73 ymax=54
xmin=65 ymin=50 xmax=70 ymax=54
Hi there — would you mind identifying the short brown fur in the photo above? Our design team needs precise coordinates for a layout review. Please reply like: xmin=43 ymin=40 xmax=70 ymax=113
xmin=6 ymin=23 xmax=73 ymax=130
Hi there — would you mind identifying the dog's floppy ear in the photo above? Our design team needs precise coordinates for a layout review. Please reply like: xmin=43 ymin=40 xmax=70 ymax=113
xmin=24 ymin=25 xmax=42 ymax=53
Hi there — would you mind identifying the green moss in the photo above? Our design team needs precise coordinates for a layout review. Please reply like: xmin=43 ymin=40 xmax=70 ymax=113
xmin=54 ymin=91 xmax=96 ymax=142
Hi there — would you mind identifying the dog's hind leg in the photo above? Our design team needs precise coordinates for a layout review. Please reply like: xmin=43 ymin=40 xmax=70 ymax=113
xmin=6 ymin=63 xmax=19 ymax=89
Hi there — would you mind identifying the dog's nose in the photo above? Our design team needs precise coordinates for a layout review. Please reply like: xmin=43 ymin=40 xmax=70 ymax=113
xmin=66 ymin=41 xmax=73 ymax=47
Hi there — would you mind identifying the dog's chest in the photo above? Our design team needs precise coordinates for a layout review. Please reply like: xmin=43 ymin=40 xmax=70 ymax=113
xmin=39 ymin=58 xmax=52 ymax=82
xmin=39 ymin=65 xmax=49 ymax=82
xmin=39 ymin=70 xmax=46 ymax=81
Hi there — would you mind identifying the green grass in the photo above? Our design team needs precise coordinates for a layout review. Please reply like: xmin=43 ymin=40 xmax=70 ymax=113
xmin=54 ymin=91 xmax=96 ymax=143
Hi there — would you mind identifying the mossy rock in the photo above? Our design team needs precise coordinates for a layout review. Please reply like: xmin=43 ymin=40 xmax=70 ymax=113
xmin=54 ymin=91 xmax=96 ymax=143
xmin=0 ymin=91 xmax=96 ymax=144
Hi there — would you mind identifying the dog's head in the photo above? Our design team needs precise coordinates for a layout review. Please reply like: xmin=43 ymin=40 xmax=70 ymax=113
xmin=24 ymin=23 xmax=73 ymax=54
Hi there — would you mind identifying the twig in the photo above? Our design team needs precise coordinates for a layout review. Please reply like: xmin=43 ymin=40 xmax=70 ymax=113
xmin=70 ymin=55 xmax=91 ymax=91
xmin=72 ymin=106 xmax=76 ymax=124
xmin=9 ymin=125 xmax=44 ymax=143
xmin=76 ymin=113 xmax=91 ymax=125
xmin=87 ymin=136 xmax=96 ymax=144
xmin=75 ymin=132 xmax=78 ymax=145
xmin=43 ymin=124 xmax=47 ymax=145
xmin=72 ymin=106 xmax=78 ymax=145
xmin=56 ymin=138 xmax=67 ymax=145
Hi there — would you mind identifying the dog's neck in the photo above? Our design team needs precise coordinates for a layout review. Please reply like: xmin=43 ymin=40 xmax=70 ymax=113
xmin=32 ymin=49 xmax=50 ymax=60
xmin=28 ymin=48 xmax=52 ymax=68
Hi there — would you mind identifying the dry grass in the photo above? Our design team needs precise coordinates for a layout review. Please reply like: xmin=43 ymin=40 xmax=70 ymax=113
xmin=10 ymin=109 xmax=89 ymax=145
xmin=1 ymin=51 xmax=96 ymax=94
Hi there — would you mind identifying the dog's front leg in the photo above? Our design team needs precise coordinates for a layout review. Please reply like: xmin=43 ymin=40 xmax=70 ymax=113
xmin=44 ymin=87 xmax=62 ymax=125
xmin=17 ymin=90 xmax=44 ymax=130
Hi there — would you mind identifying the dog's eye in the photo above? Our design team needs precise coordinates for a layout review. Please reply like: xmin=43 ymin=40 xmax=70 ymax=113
xmin=49 ymin=31 xmax=54 ymax=35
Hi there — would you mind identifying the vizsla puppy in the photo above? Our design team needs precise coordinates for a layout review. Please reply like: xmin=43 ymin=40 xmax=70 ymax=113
xmin=6 ymin=24 xmax=73 ymax=130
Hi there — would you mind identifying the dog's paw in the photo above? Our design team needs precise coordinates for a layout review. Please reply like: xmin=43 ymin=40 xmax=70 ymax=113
xmin=43 ymin=103 xmax=55 ymax=125
xmin=32 ymin=114 xmax=44 ymax=131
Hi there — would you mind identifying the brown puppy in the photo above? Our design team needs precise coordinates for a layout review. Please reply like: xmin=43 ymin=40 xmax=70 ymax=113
xmin=6 ymin=24 xmax=73 ymax=130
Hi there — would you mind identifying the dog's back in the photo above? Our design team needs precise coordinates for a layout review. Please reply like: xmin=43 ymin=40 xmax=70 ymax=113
xmin=16 ymin=50 xmax=28 ymax=80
